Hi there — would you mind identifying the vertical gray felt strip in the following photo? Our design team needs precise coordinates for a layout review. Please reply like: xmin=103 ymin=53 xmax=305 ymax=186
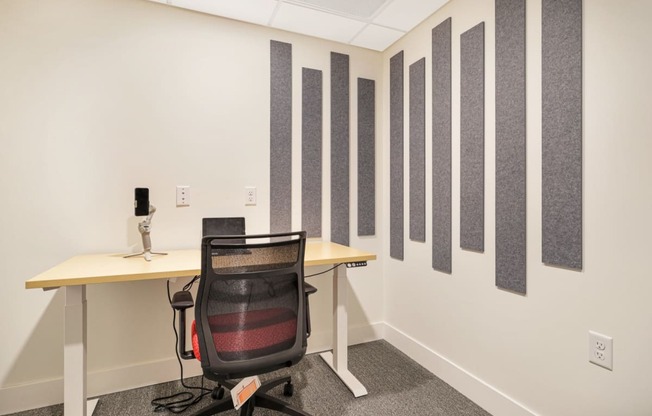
xmin=460 ymin=22 xmax=485 ymax=252
xmin=409 ymin=58 xmax=426 ymax=242
xmin=331 ymin=52 xmax=350 ymax=246
xmin=542 ymin=0 xmax=582 ymax=270
xmin=432 ymin=18 xmax=452 ymax=273
xmin=495 ymin=0 xmax=526 ymax=294
xmin=302 ymin=68 xmax=323 ymax=238
xmin=358 ymin=78 xmax=376 ymax=236
xmin=270 ymin=40 xmax=292 ymax=234
xmin=390 ymin=51 xmax=404 ymax=260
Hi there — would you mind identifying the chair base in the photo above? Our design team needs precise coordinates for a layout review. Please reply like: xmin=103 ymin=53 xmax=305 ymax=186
xmin=194 ymin=377 xmax=312 ymax=416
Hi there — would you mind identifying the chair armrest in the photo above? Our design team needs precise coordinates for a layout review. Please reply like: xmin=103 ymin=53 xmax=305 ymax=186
xmin=172 ymin=290 xmax=194 ymax=310
xmin=171 ymin=290 xmax=196 ymax=360
xmin=303 ymin=283 xmax=317 ymax=338
xmin=304 ymin=282 xmax=317 ymax=296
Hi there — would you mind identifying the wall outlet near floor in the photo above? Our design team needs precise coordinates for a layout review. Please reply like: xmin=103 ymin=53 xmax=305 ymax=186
xmin=589 ymin=330 xmax=613 ymax=370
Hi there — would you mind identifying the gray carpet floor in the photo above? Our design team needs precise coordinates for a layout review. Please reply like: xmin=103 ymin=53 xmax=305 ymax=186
xmin=8 ymin=340 xmax=491 ymax=416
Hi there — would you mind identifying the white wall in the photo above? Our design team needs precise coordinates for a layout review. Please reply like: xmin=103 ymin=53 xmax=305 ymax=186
xmin=4 ymin=0 xmax=652 ymax=415
xmin=381 ymin=0 xmax=652 ymax=415
xmin=0 ymin=0 xmax=383 ymax=413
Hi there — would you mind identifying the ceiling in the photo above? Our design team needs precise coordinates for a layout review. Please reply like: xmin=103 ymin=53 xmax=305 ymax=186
xmin=148 ymin=0 xmax=450 ymax=51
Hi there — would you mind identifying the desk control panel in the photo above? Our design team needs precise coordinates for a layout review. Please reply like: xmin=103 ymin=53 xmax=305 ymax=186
xmin=345 ymin=261 xmax=367 ymax=268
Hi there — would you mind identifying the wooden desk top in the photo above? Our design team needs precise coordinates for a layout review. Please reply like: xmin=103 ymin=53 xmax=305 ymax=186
xmin=25 ymin=241 xmax=376 ymax=289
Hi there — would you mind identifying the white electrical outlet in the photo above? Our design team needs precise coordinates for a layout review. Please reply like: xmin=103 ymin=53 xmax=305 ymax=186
xmin=245 ymin=186 xmax=257 ymax=206
xmin=589 ymin=330 xmax=613 ymax=370
xmin=176 ymin=186 xmax=190 ymax=207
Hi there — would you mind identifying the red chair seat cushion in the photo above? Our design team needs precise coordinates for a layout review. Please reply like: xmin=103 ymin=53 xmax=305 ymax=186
xmin=192 ymin=308 xmax=297 ymax=362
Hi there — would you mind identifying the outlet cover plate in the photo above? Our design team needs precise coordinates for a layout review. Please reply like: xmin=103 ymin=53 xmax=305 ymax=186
xmin=589 ymin=330 xmax=613 ymax=370
xmin=245 ymin=186 xmax=257 ymax=206
xmin=176 ymin=186 xmax=190 ymax=207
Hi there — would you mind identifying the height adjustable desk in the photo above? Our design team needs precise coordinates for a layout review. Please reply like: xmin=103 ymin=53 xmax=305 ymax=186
xmin=25 ymin=241 xmax=376 ymax=416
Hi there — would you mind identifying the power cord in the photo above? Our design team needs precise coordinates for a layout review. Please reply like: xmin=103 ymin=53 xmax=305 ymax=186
xmin=183 ymin=275 xmax=200 ymax=291
xmin=305 ymin=263 xmax=343 ymax=278
xmin=150 ymin=279 xmax=213 ymax=413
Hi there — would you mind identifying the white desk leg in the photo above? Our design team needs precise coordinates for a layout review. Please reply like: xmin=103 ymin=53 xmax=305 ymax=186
xmin=319 ymin=266 xmax=368 ymax=397
xmin=64 ymin=286 xmax=99 ymax=415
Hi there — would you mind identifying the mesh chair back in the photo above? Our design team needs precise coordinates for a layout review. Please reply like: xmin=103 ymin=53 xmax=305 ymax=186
xmin=202 ymin=217 xmax=245 ymax=242
xmin=195 ymin=231 xmax=308 ymax=380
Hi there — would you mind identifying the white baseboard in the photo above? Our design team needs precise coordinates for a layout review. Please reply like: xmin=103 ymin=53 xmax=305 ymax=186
xmin=0 ymin=377 xmax=61 ymax=416
xmin=0 ymin=322 xmax=384 ymax=415
xmin=0 ymin=356 xmax=203 ymax=415
xmin=307 ymin=321 xmax=385 ymax=354
xmin=2 ymin=322 xmax=535 ymax=416
xmin=383 ymin=323 xmax=538 ymax=416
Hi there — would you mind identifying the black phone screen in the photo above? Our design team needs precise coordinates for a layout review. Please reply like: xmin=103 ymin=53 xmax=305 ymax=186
xmin=134 ymin=188 xmax=149 ymax=216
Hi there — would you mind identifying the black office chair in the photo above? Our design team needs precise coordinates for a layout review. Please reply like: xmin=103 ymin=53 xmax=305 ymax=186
xmin=172 ymin=232 xmax=313 ymax=416
xmin=201 ymin=218 xmax=317 ymax=338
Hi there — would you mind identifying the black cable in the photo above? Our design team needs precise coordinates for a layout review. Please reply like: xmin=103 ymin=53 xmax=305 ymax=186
xmin=305 ymin=263 xmax=342 ymax=278
xmin=150 ymin=280 xmax=213 ymax=413
xmin=183 ymin=275 xmax=200 ymax=291
xmin=151 ymin=379 xmax=208 ymax=414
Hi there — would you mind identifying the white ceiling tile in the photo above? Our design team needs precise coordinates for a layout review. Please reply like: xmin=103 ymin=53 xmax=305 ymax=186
xmin=150 ymin=0 xmax=450 ymax=51
xmin=351 ymin=24 xmax=405 ymax=51
xmin=286 ymin=0 xmax=387 ymax=19
xmin=373 ymin=0 xmax=449 ymax=31
xmin=170 ymin=0 xmax=279 ymax=26
xmin=271 ymin=3 xmax=367 ymax=44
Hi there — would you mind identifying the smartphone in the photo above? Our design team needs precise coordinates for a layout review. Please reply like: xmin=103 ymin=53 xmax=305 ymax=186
xmin=134 ymin=188 xmax=150 ymax=216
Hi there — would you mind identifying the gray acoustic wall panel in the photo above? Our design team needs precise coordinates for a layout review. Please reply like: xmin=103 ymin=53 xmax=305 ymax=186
xmin=495 ymin=0 xmax=527 ymax=294
xmin=542 ymin=0 xmax=583 ymax=270
xmin=331 ymin=52 xmax=350 ymax=246
xmin=432 ymin=18 xmax=452 ymax=273
xmin=460 ymin=22 xmax=485 ymax=252
xmin=302 ymin=68 xmax=323 ymax=238
xmin=410 ymin=58 xmax=426 ymax=242
xmin=390 ymin=51 xmax=404 ymax=260
xmin=358 ymin=78 xmax=376 ymax=236
xmin=270 ymin=40 xmax=292 ymax=233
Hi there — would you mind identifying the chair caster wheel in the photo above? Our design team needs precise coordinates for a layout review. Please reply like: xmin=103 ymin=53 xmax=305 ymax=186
xmin=211 ymin=386 xmax=225 ymax=400
xmin=283 ymin=382 xmax=294 ymax=397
